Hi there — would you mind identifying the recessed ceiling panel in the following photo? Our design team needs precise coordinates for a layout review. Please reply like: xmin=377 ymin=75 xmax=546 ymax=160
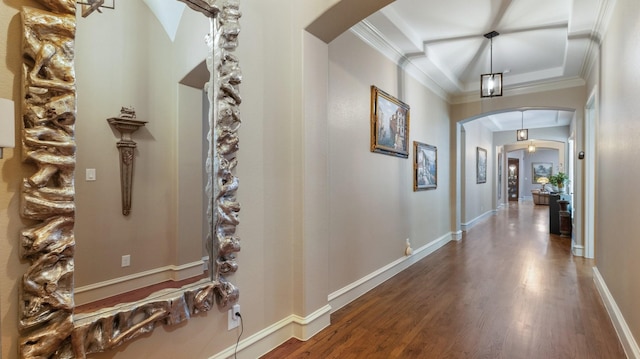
xmin=385 ymin=0 xmax=493 ymax=41
xmin=360 ymin=0 xmax=604 ymax=97
xmin=476 ymin=110 xmax=573 ymax=132
xmin=457 ymin=28 xmax=568 ymax=84
xmin=496 ymin=29 xmax=567 ymax=73
xmin=425 ymin=37 xmax=483 ymax=80
xmin=497 ymin=0 xmax=570 ymax=31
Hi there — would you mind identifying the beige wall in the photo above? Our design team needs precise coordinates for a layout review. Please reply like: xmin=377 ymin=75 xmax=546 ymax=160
xmin=2 ymin=0 xmax=411 ymax=354
xmin=461 ymin=121 xmax=493 ymax=224
xmin=69 ymin=3 xmax=214 ymax=305
xmin=328 ymin=31 xmax=452 ymax=293
xmin=75 ymin=0 xmax=177 ymax=288
xmin=4 ymin=0 xmax=638 ymax=358
xmin=0 ymin=0 xmax=435 ymax=357
xmin=596 ymin=0 xmax=640 ymax=344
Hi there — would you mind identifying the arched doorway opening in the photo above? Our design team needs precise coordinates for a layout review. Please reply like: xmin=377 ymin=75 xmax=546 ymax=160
xmin=453 ymin=103 xmax=586 ymax=257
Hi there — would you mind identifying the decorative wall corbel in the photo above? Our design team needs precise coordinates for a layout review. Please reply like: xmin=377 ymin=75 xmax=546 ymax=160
xmin=107 ymin=107 xmax=147 ymax=216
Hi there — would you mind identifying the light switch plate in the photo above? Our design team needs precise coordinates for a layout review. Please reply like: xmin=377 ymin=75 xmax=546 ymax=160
xmin=86 ymin=168 xmax=96 ymax=181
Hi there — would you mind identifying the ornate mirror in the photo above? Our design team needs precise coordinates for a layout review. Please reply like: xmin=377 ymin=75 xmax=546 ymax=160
xmin=18 ymin=0 xmax=241 ymax=357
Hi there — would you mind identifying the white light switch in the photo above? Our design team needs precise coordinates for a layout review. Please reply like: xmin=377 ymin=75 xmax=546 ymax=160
xmin=86 ymin=168 xmax=96 ymax=181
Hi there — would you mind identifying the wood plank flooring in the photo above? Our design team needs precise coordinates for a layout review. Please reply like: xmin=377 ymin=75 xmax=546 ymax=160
xmin=261 ymin=202 xmax=625 ymax=359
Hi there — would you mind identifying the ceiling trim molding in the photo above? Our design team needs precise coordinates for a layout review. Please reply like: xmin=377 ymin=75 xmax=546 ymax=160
xmin=580 ymin=0 xmax=617 ymax=80
xmin=581 ymin=37 xmax=598 ymax=83
xmin=593 ymin=0 xmax=618 ymax=40
xmin=350 ymin=21 xmax=450 ymax=102
xmin=451 ymin=77 xmax=586 ymax=105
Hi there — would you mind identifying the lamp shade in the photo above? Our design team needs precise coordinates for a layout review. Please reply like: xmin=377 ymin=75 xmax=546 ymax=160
xmin=0 ymin=98 xmax=15 ymax=148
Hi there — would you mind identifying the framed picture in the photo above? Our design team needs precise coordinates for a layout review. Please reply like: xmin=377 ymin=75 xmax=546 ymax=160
xmin=370 ymin=86 xmax=410 ymax=158
xmin=497 ymin=153 xmax=502 ymax=199
xmin=414 ymin=141 xmax=437 ymax=191
xmin=476 ymin=147 xmax=487 ymax=184
xmin=532 ymin=162 xmax=553 ymax=183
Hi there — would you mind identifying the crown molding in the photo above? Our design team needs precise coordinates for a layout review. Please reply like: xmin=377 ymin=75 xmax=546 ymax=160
xmin=593 ymin=0 xmax=618 ymax=40
xmin=349 ymin=20 xmax=451 ymax=102
xmin=580 ymin=0 xmax=618 ymax=81
xmin=450 ymin=77 xmax=586 ymax=105
xmin=351 ymin=13 xmax=598 ymax=105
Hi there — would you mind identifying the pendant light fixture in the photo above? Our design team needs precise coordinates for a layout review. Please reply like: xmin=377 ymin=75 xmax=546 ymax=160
xmin=516 ymin=111 xmax=528 ymax=141
xmin=480 ymin=31 xmax=503 ymax=98
xmin=528 ymin=141 xmax=536 ymax=153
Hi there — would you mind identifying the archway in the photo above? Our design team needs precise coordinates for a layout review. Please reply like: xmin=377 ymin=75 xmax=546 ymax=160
xmin=457 ymin=107 xmax=573 ymax=228
xmin=452 ymin=89 xmax=587 ymax=257
xmin=300 ymin=2 xmax=591 ymax=331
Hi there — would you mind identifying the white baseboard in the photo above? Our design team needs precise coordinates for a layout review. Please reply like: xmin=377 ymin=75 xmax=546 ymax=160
xmin=593 ymin=267 xmax=640 ymax=359
xmin=209 ymin=232 xmax=453 ymax=358
xmin=209 ymin=305 xmax=332 ymax=359
xmin=74 ymin=258 xmax=206 ymax=305
xmin=461 ymin=210 xmax=495 ymax=231
xmin=572 ymin=243 xmax=585 ymax=257
xmin=328 ymin=232 xmax=453 ymax=313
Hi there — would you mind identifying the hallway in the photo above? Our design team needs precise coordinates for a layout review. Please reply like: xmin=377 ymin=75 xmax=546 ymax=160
xmin=262 ymin=203 xmax=625 ymax=358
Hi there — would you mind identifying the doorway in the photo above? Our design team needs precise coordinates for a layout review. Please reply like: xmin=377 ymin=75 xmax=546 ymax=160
xmin=508 ymin=158 xmax=519 ymax=201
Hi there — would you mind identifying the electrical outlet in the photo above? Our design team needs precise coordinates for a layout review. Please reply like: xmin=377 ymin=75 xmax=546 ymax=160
xmin=121 ymin=255 xmax=130 ymax=267
xmin=228 ymin=304 xmax=240 ymax=330
xmin=202 ymin=257 xmax=209 ymax=272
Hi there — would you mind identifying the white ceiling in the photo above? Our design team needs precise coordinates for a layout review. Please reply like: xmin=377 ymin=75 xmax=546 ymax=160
xmin=356 ymin=0 xmax=607 ymax=132
xmin=474 ymin=109 xmax=574 ymax=132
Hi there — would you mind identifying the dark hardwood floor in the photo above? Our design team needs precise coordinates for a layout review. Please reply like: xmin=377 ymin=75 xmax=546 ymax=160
xmin=262 ymin=202 xmax=625 ymax=359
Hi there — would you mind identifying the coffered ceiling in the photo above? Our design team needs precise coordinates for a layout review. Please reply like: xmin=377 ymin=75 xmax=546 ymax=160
xmin=353 ymin=0 xmax=609 ymax=132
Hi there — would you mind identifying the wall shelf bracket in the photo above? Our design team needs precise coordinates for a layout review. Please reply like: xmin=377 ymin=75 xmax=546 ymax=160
xmin=107 ymin=107 xmax=147 ymax=216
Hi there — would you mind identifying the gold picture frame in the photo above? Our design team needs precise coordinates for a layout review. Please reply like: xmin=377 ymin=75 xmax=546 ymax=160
xmin=370 ymin=86 xmax=410 ymax=158
xmin=413 ymin=141 xmax=437 ymax=191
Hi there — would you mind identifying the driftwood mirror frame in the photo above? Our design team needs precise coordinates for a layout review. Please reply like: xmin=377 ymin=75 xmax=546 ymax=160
xmin=19 ymin=0 xmax=241 ymax=357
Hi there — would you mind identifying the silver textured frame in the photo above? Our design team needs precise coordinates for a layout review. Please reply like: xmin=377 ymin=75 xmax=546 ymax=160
xmin=19 ymin=0 xmax=241 ymax=357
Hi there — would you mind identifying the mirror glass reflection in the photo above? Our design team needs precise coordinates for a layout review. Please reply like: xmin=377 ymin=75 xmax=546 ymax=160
xmin=73 ymin=0 xmax=212 ymax=308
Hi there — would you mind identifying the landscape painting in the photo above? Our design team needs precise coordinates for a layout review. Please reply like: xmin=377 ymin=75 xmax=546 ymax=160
xmin=532 ymin=162 xmax=553 ymax=183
